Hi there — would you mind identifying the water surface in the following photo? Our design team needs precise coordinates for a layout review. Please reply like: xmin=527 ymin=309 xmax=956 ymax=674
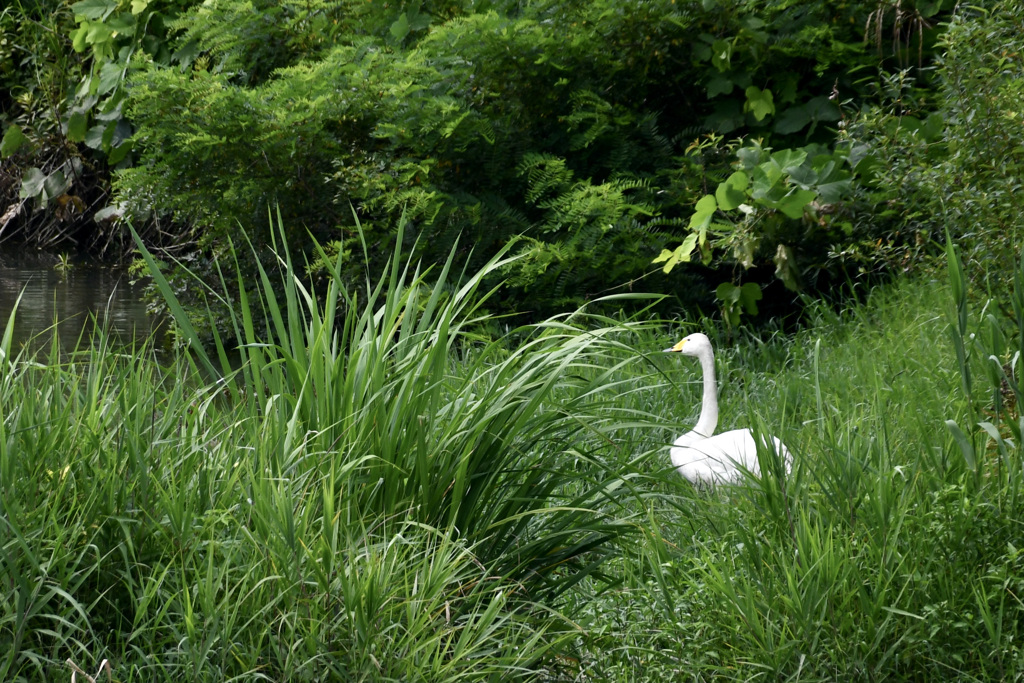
xmin=0 ymin=250 xmax=157 ymax=353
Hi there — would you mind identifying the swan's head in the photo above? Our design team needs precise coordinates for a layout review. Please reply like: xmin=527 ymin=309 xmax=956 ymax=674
xmin=664 ymin=332 xmax=712 ymax=357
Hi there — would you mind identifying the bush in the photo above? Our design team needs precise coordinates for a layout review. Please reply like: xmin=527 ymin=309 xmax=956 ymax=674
xmin=845 ymin=2 xmax=1024 ymax=279
xmin=109 ymin=0 xmax=961 ymax=323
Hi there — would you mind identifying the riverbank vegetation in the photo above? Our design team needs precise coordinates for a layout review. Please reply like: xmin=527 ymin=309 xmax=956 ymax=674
xmin=3 ymin=215 xmax=1024 ymax=680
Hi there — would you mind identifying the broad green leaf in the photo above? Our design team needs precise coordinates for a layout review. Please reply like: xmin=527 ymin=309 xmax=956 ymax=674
xmin=751 ymin=162 xmax=783 ymax=198
xmin=774 ymin=104 xmax=810 ymax=134
xmin=739 ymin=282 xmax=762 ymax=314
xmin=775 ymin=189 xmax=816 ymax=219
xmin=706 ymin=75 xmax=734 ymax=98
xmin=0 ymin=124 xmax=28 ymax=158
xmin=715 ymin=281 xmax=740 ymax=303
xmin=96 ymin=90 xmax=124 ymax=121
xmin=407 ymin=7 xmax=431 ymax=31
xmin=19 ymin=167 xmax=47 ymax=199
xmin=85 ymin=22 xmax=116 ymax=56
xmin=97 ymin=61 xmax=123 ymax=95
xmin=778 ymin=96 xmax=839 ymax=136
xmin=805 ymin=95 xmax=841 ymax=121
xmin=711 ymin=39 xmax=732 ymax=72
xmin=715 ymin=281 xmax=750 ymax=326
xmin=652 ymin=248 xmax=672 ymax=265
xmin=786 ymin=163 xmax=818 ymax=189
xmin=84 ymin=122 xmax=112 ymax=150
xmin=43 ymin=170 xmax=70 ymax=200
xmin=106 ymin=13 xmax=136 ymax=34
xmin=71 ymin=0 xmax=118 ymax=20
xmin=675 ymin=233 xmax=698 ymax=265
xmin=688 ymin=194 xmax=717 ymax=230
xmin=705 ymin=100 xmax=745 ymax=133
xmin=715 ymin=281 xmax=761 ymax=317
xmin=653 ymin=233 xmax=698 ymax=273
xmin=67 ymin=111 xmax=89 ymax=142
xmin=72 ymin=25 xmax=90 ymax=52
xmin=111 ymin=119 xmax=132 ymax=147
xmin=770 ymin=148 xmax=807 ymax=174
xmin=715 ymin=171 xmax=749 ymax=210
xmin=736 ymin=145 xmax=763 ymax=170
xmin=96 ymin=101 xmax=123 ymax=123
xmin=817 ymin=178 xmax=852 ymax=204
xmin=108 ymin=140 xmax=131 ymax=165
xmin=390 ymin=12 xmax=411 ymax=41
xmin=810 ymin=156 xmax=838 ymax=178
xmin=131 ymin=0 xmax=149 ymax=14
xmin=743 ymin=86 xmax=774 ymax=121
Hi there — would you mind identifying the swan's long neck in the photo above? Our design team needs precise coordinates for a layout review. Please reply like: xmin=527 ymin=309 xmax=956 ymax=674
xmin=693 ymin=347 xmax=719 ymax=437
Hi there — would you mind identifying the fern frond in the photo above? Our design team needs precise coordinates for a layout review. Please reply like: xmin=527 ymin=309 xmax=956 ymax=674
xmin=517 ymin=153 xmax=574 ymax=204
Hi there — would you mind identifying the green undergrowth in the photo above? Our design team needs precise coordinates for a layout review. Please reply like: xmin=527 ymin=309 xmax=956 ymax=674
xmin=574 ymin=246 xmax=1024 ymax=681
xmin=0 ymin=218 xmax=670 ymax=681
xmin=2 ymin=221 xmax=1023 ymax=682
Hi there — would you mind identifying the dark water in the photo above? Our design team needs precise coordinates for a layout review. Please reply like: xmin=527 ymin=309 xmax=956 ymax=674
xmin=0 ymin=250 xmax=157 ymax=353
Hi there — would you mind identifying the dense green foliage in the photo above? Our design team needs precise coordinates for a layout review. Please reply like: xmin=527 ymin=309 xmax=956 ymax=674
xmin=0 ymin=0 xmax=196 ymax=252
xmin=1 ymin=0 xmax=971 ymax=320
xmin=112 ymin=0 xmax=958 ymax=314
xmin=848 ymin=2 xmax=1024 ymax=278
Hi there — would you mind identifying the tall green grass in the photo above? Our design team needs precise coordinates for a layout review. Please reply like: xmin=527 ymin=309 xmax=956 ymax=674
xmin=5 ymin=216 xmax=1024 ymax=681
xmin=0 ymin=217 xmax=666 ymax=681
xmin=576 ymin=247 xmax=1024 ymax=681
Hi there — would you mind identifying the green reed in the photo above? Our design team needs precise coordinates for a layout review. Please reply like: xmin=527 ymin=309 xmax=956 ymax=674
xmin=0 ymin=214 xmax=667 ymax=681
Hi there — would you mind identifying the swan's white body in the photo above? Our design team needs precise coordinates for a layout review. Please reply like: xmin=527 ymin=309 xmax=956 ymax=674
xmin=665 ymin=333 xmax=791 ymax=485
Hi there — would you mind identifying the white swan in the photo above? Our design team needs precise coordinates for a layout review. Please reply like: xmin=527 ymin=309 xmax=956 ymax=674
xmin=664 ymin=333 xmax=791 ymax=485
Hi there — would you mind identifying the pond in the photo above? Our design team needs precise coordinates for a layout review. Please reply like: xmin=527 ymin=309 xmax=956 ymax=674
xmin=0 ymin=250 xmax=158 ymax=354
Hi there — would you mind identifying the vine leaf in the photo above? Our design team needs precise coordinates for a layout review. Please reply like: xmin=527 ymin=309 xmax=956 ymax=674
xmin=67 ymin=112 xmax=89 ymax=142
xmin=774 ymin=189 xmax=816 ymax=219
xmin=70 ymin=0 xmax=118 ymax=21
xmin=744 ymin=86 xmax=775 ymax=121
xmin=390 ymin=13 xmax=411 ymax=42
xmin=715 ymin=171 xmax=749 ymax=210
xmin=653 ymin=233 xmax=698 ymax=273
xmin=715 ymin=281 xmax=763 ymax=326
xmin=688 ymin=194 xmax=717 ymax=231
xmin=19 ymin=167 xmax=47 ymax=198
xmin=0 ymin=124 xmax=27 ymax=158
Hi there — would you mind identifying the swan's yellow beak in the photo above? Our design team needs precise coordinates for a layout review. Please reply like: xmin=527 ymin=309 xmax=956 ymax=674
xmin=663 ymin=339 xmax=686 ymax=353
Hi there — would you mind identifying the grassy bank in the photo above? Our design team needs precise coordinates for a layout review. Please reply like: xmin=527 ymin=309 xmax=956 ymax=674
xmin=2 ymin=233 xmax=1023 ymax=681
xmin=576 ymin=249 xmax=1024 ymax=681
